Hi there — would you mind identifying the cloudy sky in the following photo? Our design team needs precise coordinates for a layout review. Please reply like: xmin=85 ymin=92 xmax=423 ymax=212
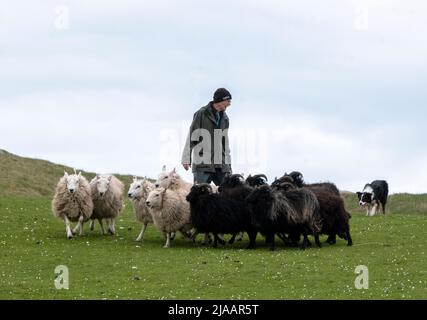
xmin=1 ymin=0 xmax=426 ymax=193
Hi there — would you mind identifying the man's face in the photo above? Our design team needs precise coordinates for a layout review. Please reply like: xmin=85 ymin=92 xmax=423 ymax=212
xmin=216 ymin=99 xmax=231 ymax=111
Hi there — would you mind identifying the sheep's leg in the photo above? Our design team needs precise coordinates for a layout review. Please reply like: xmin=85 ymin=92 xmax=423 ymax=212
xmin=301 ymin=231 xmax=309 ymax=250
xmin=98 ymin=219 xmax=106 ymax=235
xmin=170 ymin=232 xmax=176 ymax=240
xmin=228 ymin=233 xmax=237 ymax=245
xmin=314 ymin=233 xmax=322 ymax=248
xmin=136 ymin=223 xmax=148 ymax=242
xmin=64 ymin=216 xmax=73 ymax=239
xmin=246 ymin=231 xmax=257 ymax=249
xmin=164 ymin=233 xmax=171 ymax=248
xmin=276 ymin=233 xmax=288 ymax=245
xmin=213 ymin=234 xmax=219 ymax=248
xmin=72 ymin=215 xmax=84 ymax=236
xmin=78 ymin=215 xmax=85 ymax=236
xmin=202 ymin=233 xmax=212 ymax=245
xmin=89 ymin=220 xmax=95 ymax=231
xmin=216 ymin=235 xmax=226 ymax=246
xmin=218 ymin=234 xmax=225 ymax=242
xmin=190 ymin=231 xmax=198 ymax=242
xmin=107 ymin=219 xmax=115 ymax=235
xmin=236 ymin=232 xmax=244 ymax=241
xmin=326 ymin=234 xmax=337 ymax=245
xmin=267 ymin=233 xmax=275 ymax=251
xmin=346 ymin=231 xmax=353 ymax=246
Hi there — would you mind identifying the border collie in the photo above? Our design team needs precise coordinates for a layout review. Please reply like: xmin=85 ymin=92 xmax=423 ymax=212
xmin=357 ymin=180 xmax=389 ymax=216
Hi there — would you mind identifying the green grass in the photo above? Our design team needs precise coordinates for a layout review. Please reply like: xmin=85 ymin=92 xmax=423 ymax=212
xmin=0 ymin=196 xmax=426 ymax=300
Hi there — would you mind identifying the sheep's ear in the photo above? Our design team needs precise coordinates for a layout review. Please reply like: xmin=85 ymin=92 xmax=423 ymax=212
xmin=64 ymin=171 xmax=69 ymax=177
xmin=108 ymin=175 xmax=112 ymax=181
xmin=78 ymin=172 xmax=82 ymax=178
xmin=172 ymin=167 xmax=176 ymax=174
xmin=162 ymin=165 xmax=166 ymax=172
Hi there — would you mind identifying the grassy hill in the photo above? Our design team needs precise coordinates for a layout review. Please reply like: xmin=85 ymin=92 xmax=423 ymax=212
xmin=0 ymin=149 xmax=135 ymax=197
xmin=0 ymin=149 xmax=426 ymax=299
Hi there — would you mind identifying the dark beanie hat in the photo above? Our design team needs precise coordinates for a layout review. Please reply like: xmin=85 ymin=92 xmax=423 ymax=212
xmin=213 ymin=88 xmax=232 ymax=103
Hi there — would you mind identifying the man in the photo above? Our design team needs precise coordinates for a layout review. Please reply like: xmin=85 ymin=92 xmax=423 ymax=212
xmin=182 ymin=88 xmax=232 ymax=185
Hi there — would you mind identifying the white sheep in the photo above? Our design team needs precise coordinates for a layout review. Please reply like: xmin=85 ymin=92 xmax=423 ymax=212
xmin=127 ymin=176 xmax=155 ymax=241
xmin=146 ymin=187 xmax=193 ymax=248
xmin=89 ymin=174 xmax=124 ymax=235
xmin=52 ymin=171 xmax=94 ymax=239
xmin=155 ymin=166 xmax=216 ymax=242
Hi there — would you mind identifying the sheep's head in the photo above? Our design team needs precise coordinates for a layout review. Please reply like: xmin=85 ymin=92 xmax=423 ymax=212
xmin=246 ymin=174 xmax=268 ymax=187
xmin=218 ymin=173 xmax=246 ymax=192
xmin=155 ymin=166 xmax=179 ymax=189
xmin=288 ymin=171 xmax=304 ymax=187
xmin=272 ymin=181 xmax=296 ymax=193
xmin=128 ymin=177 xmax=144 ymax=199
xmin=93 ymin=174 xmax=112 ymax=197
xmin=186 ymin=183 xmax=212 ymax=203
xmin=271 ymin=175 xmax=294 ymax=189
xmin=65 ymin=171 xmax=81 ymax=194
xmin=145 ymin=187 xmax=166 ymax=209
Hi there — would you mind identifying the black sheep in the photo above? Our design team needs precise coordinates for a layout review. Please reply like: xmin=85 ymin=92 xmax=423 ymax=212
xmin=273 ymin=176 xmax=353 ymax=246
xmin=276 ymin=171 xmax=340 ymax=196
xmin=186 ymin=184 xmax=258 ymax=249
xmin=246 ymin=185 xmax=322 ymax=251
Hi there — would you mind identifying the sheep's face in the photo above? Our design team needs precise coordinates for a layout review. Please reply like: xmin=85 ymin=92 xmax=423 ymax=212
xmin=65 ymin=172 xmax=81 ymax=194
xmin=146 ymin=188 xmax=165 ymax=209
xmin=186 ymin=184 xmax=212 ymax=203
xmin=128 ymin=179 xmax=144 ymax=199
xmin=155 ymin=167 xmax=179 ymax=188
xmin=288 ymin=171 xmax=304 ymax=187
xmin=272 ymin=182 xmax=296 ymax=193
xmin=95 ymin=175 xmax=111 ymax=197
xmin=155 ymin=171 xmax=172 ymax=189
xmin=128 ymin=179 xmax=152 ymax=199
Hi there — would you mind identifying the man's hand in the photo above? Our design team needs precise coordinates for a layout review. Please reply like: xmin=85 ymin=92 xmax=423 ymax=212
xmin=182 ymin=164 xmax=190 ymax=171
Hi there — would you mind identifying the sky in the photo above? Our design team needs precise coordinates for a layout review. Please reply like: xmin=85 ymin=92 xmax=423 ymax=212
xmin=1 ymin=0 xmax=426 ymax=193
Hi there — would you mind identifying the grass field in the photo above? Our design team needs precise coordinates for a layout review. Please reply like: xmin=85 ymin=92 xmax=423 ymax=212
xmin=0 ymin=194 xmax=425 ymax=300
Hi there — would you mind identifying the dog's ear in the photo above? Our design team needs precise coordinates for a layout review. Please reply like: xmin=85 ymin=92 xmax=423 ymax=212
xmin=356 ymin=192 xmax=362 ymax=200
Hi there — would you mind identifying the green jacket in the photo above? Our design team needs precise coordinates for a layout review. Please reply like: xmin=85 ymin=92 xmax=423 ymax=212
xmin=182 ymin=102 xmax=232 ymax=173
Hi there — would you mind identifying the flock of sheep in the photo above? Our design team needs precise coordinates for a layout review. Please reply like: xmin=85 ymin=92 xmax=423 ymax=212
xmin=52 ymin=167 xmax=353 ymax=250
